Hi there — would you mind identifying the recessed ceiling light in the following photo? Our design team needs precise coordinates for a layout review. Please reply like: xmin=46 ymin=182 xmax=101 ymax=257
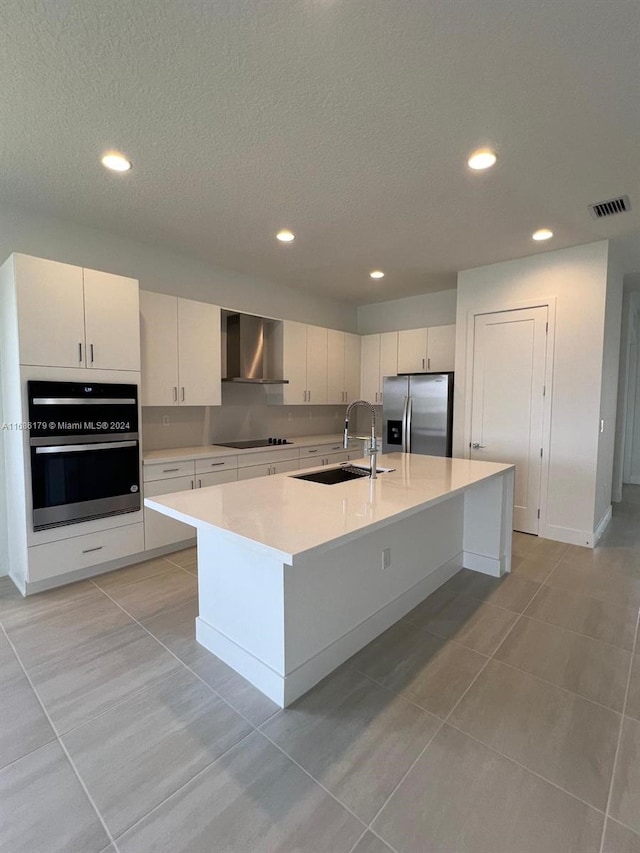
xmin=101 ymin=152 xmax=132 ymax=172
xmin=467 ymin=148 xmax=497 ymax=171
xmin=276 ymin=229 xmax=295 ymax=242
xmin=532 ymin=228 xmax=554 ymax=241
xmin=369 ymin=270 xmax=385 ymax=279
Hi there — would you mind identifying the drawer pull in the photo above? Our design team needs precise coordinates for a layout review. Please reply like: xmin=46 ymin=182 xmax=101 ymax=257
xmin=162 ymin=467 xmax=180 ymax=473
xmin=308 ymin=449 xmax=318 ymax=453
xmin=82 ymin=545 xmax=103 ymax=554
xmin=209 ymin=462 xmax=225 ymax=467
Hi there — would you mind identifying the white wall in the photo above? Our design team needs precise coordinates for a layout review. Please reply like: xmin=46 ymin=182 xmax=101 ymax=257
xmin=0 ymin=203 xmax=357 ymax=332
xmin=594 ymin=247 xmax=624 ymax=527
xmin=357 ymin=289 xmax=456 ymax=334
xmin=623 ymin=292 xmax=640 ymax=484
xmin=454 ymin=241 xmax=611 ymax=547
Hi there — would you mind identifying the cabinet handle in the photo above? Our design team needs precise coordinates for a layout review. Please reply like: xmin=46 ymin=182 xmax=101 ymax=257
xmin=90 ymin=343 xmax=94 ymax=363
xmin=209 ymin=462 xmax=224 ymax=467
xmin=78 ymin=342 xmax=83 ymax=363
xmin=181 ymin=387 xmax=185 ymax=402
xmin=82 ymin=545 xmax=103 ymax=554
xmin=422 ymin=358 xmax=425 ymax=370
xmin=162 ymin=467 xmax=180 ymax=473
xmin=197 ymin=478 xmax=202 ymax=488
xmin=308 ymin=449 xmax=318 ymax=453
xmin=427 ymin=357 xmax=431 ymax=370
xmin=308 ymin=390 xmax=311 ymax=402
xmin=190 ymin=480 xmax=195 ymax=489
xmin=173 ymin=387 xmax=178 ymax=402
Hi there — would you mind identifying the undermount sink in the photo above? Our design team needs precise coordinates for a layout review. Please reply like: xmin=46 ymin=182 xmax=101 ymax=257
xmin=291 ymin=464 xmax=393 ymax=485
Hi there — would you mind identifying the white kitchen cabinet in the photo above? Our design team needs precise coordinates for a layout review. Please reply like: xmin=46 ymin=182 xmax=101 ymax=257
xmin=144 ymin=475 xmax=196 ymax=551
xmin=327 ymin=330 xmax=362 ymax=404
xmin=140 ymin=290 xmax=221 ymax=406
xmin=237 ymin=458 xmax=299 ymax=481
xmin=360 ymin=332 xmax=398 ymax=403
xmin=14 ymin=254 xmax=139 ymax=370
xmin=427 ymin=324 xmax=456 ymax=372
xmin=274 ymin=321 xmax=328 ymax=405
xmin=397 ymin=325 xmax=456 ymax=374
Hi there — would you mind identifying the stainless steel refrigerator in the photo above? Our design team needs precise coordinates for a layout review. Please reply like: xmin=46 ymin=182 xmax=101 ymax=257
xmin=382 ymin=373 xmax=454 ymax=457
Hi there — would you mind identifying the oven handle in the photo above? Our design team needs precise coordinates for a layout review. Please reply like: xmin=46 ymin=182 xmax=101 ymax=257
xmin=30 ymin=432 xmax=139 ymax=447
xmin=35 ymin=440 xmax=138 ymax=454
xmin=31 ymin=397 xmax=137 ymax=405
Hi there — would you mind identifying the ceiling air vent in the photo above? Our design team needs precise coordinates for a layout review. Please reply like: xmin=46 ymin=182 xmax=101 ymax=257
xmin=588 ymin=195 xmax=631 ymax=219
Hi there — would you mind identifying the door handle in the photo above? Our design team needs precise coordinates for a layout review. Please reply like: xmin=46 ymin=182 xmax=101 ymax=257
xmin=471 ymin=443 xmax=485 ymax=449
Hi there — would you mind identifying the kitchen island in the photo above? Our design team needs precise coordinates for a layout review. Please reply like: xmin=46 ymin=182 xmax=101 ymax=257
xmin=145 ymin=452 xmax=514 ymax=707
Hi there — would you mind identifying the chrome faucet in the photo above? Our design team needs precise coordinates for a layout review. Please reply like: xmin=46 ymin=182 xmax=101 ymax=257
xmin=344 ymin=400 xmax=378 ymax=479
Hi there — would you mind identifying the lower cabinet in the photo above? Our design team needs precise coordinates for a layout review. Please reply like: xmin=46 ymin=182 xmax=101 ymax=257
xmin=27 ymin=523 xmax=144 ymax=584
xmin=237 ymin=459 xmax=299 ymax=481
xmin=143 ymin=467 xmax=238 ymax=550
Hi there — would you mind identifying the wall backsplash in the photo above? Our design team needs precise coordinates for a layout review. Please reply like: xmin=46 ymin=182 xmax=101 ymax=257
xmin=142 ymin=383 xmax=351 ymax=451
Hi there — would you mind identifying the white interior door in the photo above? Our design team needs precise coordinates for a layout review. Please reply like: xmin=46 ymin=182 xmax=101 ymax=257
xmin=470 ymin=306 xmax=547 ymax=534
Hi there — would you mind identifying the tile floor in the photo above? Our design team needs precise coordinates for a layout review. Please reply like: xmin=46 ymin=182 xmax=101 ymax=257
xmin=1 ymin=487 xmax=639 ymax=852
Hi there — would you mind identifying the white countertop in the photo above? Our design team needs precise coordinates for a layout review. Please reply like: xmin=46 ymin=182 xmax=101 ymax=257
xmin=143 ymin=434 xmax=357 ymax=464
xmin=144 ymin=452 xmax=514 ymax=562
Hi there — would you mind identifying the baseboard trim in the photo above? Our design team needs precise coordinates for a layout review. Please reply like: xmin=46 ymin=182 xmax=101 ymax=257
xmin=539 ymin=524 xmax=595 ymax=549
xmin=197 ymin=553 xmax=464 ymax=708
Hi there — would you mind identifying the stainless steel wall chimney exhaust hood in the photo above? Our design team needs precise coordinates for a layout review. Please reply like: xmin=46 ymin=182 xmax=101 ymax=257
xmin=223 ymin=313 xmax=288 ymax=384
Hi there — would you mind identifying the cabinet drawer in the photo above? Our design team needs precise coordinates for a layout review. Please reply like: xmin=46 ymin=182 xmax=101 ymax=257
xmin=144 ymin=476 xmax=195 ymax=498
xmin=144 ymin=460 xmax=196 ymax=482
xmin=300 ymin=443 xmax=342 ymax=459
xmin=195 ymin=455 xmax=238 ymax=474
xmin=236 ymin=448 xmax=299 ymax=468
xmin=198 ymin=469 xmax=238 ymax=488
xmin=237 ymin=463 xmax=272 ymax=481
xmin=28 ymin=523 xmax=144 ymax=583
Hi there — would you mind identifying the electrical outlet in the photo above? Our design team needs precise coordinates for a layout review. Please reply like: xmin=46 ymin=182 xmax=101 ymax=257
xmin=161 ymin=415 xmax=169 ymax=427
xmin=382 ymin=547 xmax=391 ymax=570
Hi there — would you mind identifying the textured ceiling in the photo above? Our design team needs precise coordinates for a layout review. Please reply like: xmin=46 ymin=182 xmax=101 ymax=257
xmin=1 ymin=0 xmax=639 ymax=304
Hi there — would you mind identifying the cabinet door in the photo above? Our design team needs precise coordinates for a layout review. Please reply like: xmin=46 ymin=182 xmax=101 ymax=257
xmin=281 ymin=321 xmax=308 ymax=405
xmin=83 ymin=269 xmax=140 ymax=371
xmin=15 ymin=255 xmax=85 ymax=368
xmin=140 ymin=291 xmax=179 ymax=406
xmin=344 ymin=333 xmax=361 ymax=403
xmin=237 ymin=463 xmax=272 ymax=481
xmin=144 ymin=475 xmax=195 ymax=550
xmin=305 ymin=325 xmax=328 ymax=404
xmin=177 ymin=299 xmax=221 ymax=406
xmin=397 ymin=328 xmax=428 ymax=373
xmin=198 ymin=469 xmax=237 ymax=488
xmin=360 ymin=334 xmax=380 ymax=403
xmin=326 ymin=329 xmax=345 ymax=404
xmin=427 ymin=324 xmax=456 ymax=372
xmin=272 ymin=459 xmax=299 ymax=475
xmin=379 ymin=332 xmax=398 ymax=401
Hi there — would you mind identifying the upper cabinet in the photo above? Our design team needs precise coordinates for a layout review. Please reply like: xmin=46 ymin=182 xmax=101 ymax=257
xmin=273 ymin=321 xmax=328 ymax=405
xmin=140 ymin=290 xmax=221 ymax=406
xmin=14 ymin=254 xmax=140 ymax=370
xmin=397 ymin=324 xmax=456 ymax=374
xmin=327 ymin=330 xmax=362 ymax=404
xmin=360 ymin=332 xmax=398 ymax=403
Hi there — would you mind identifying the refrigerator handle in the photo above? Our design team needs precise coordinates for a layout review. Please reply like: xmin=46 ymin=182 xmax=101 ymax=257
xmin=405 ymin=396 xmax=413 ymax=453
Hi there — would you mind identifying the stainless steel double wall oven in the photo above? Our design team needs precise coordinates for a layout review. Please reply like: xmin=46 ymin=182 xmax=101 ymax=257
xmin=28 ymin=380 xmax=141 ymax=530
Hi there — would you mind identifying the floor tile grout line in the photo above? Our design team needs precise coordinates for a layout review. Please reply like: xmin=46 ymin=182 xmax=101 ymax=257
xmin=344 ymin=553 xmax=568 ymax=836
xmin=257 ymin=729 xmax=369 ymax=832
xmin=598 ymin=606 xmax=640 ymax=853
xmin=488 ymin=657 xmax=627 ymax=716
xmin=606 ymin=815 xmax=640 ymax=841
xmin=517 ymin=609 xmax=638 ymax=652
xmin=107 ymin=728 xmax=258 ymax=845
xmin=346 ymin=828 xmax=370 ymax=853
xmin=89 ymin=580 xmax=264 ymax=732
xmin=444 ymin=720 xmax=608 ymax=816
xmin=0 ymin=623 xmax=117 ymax=849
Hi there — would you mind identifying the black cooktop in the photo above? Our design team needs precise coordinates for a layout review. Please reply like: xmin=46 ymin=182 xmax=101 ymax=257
xmin=214 ymin=438 xmax=294 ymax=449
